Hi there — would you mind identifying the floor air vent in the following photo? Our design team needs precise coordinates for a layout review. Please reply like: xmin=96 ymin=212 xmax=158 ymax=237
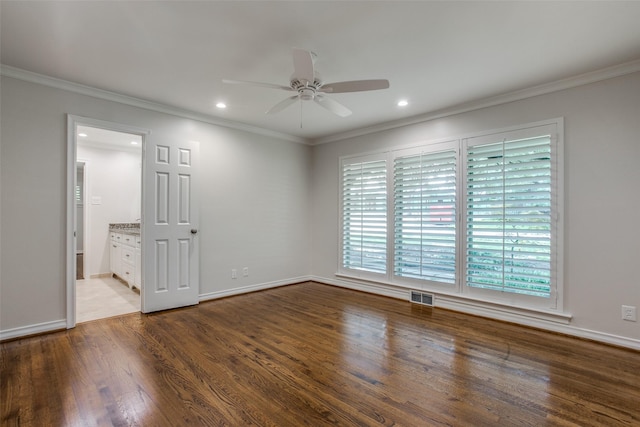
xmin=410 ymin=291 xmax=434 ymax=306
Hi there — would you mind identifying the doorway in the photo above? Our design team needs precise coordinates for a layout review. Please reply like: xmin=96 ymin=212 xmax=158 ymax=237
xmin=67 ymin=116 xmax=150 ymax=327
xmin=67 ymin=114 xmax=200 ymax=324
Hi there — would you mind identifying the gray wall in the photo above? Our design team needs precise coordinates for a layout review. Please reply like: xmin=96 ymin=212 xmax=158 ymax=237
xmin=0 ymin=76 xmax=312 ymax=332
xmin=2 ymin=70 xmax=639 ymax=348
xmin=311 ymin=72 xmax=640 ymax=346
xmin=76 ymin=144 xmax=142 ymax=276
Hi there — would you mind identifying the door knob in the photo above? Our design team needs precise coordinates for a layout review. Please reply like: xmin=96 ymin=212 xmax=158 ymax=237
xmin=191 ymin=229 xmax=198 ymax=234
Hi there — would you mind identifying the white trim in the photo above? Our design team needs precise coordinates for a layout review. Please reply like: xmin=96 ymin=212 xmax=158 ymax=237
xmin=89 ymin=273 xmax=113 ymax=279
xmin=436 ymin=294 xmax=571 ymax=326
xmin=4 ymin=60 xmax=639 ymax=148
xmin=198 ymin=276 xmax=312 ymax=301
xmin=311 ymin=275 xmax=640 ymax=351
xmin=1 ymin=64 xmax=308 ymax=145
xmin=319 ymin=275 xmax=409 ymax=300
xmin=314 ymin=59 xmax=640 ymax=145
xmin=66 ymin=115 xmax=76 ymax=328
xmin=333 ymin=272 xmax=571 ymax=322
xmin=69 ymin=115 xmax=152 ymax=139
xmin=76 ymin=159 xmax=89 ymax=280
xmin=0 ymin=320 xmax=67 ymax=341
xmin=554 ymin=119 xmax=565 ymax=311
xmin=5 ymin=278 xmax=638 ymax=350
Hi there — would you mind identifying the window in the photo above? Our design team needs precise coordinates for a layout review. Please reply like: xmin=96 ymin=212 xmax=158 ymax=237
xmin=339 ymin=120 xmax=562 ymax=310
xmin=463 ymin=125 xmax=558 ymax=303
xmin=341 ymin=156 xmax=388 ymax=274
xmin=394 ymin=147 xmax=457 ymax=284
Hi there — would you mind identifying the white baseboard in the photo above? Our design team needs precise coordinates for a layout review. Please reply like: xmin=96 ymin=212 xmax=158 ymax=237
xmin=2 ymin=277 xmax=312 ymax=341
xmin=5 ymin=276 xmax=638 ymax=351
xmin=199 ymin=276 xmax=312 ymax=302
xmin=312 ymin=274 xmax=409 ymax=300
xmin=311 ymin=275 xmax=640 ymax=351
xmin=0 ymin=319 xmax=67 ymax=341
xmin=89 ymin=273 xmax=112 ymax=279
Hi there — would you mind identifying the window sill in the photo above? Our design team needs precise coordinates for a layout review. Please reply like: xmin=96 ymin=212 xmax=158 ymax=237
xmin=334 ymin=272 xmax=572 ymax=325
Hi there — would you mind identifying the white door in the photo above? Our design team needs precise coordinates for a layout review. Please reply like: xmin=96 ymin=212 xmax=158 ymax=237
xmin=142 ymin=139 xmax=199 ymax=313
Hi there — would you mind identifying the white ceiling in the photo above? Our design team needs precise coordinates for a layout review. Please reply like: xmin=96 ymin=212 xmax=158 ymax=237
xmin=77 ymin=125 xmax=142 ymax=151
xmin=2 ymin=1 xmax=640 ymax=143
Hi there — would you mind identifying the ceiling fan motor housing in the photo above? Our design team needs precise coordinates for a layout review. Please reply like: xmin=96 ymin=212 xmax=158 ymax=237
xmin=290 ymin=77 xmax=323 ymax=100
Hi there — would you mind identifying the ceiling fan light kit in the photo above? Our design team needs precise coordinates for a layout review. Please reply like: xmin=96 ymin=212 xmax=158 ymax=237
xmin=223 ymin=48 xmax=390 ymax=118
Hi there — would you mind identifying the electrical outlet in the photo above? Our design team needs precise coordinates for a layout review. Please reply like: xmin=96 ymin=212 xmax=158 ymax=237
xmin=242 ymin=267 xmax=249 ymax=277
xmin=622 ymin=305 xmax=637 ymax=322
xmin=231 ymin=269 xmax=237 ymax=279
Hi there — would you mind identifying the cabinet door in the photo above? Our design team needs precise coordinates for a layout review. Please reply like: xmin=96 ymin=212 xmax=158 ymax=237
xmin=121 ymin=260 xmax=135 ymax=288
xmin=121 ymin=246 xmax=135 ymax=287
xmin=135 ymin=248 xmax=142 ymax=289
xmin=110 ymin=241 xmax=121 ymax=276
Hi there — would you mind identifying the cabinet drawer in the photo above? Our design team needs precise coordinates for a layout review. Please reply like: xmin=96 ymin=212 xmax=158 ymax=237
xmin=121 ymin=234 xmax=136 ymax=247
xmin=121 ymin=246 xmax=135 ymax=263
xmin=121 ymin=262 xmax=134 ymax=283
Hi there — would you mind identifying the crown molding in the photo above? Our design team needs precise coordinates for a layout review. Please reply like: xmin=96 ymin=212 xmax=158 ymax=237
xmin=313 ymin=58 xmax=640 ymax=145
xmin=0 ymin=64 xmax=309 ymax=145
xmin=4 ymin=59 xmax=639 ymax=147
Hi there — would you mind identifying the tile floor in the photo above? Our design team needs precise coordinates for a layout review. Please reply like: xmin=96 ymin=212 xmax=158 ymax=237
xmin=76 ymin=276 xmax=140 ymax=323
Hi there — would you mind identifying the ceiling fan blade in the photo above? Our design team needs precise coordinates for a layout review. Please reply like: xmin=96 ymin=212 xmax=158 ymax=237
xmin=223 ymin=79 xmax=293 ymax=92
xmin=314 ymin=94 xmax=352 ymax=117
xmin=266 ymin=95 xmax=299 ymax=115
xmin=292 ymin=49 xmax=315 ymax=85
xmin=320 ymin=79 xmax=390 ymax=93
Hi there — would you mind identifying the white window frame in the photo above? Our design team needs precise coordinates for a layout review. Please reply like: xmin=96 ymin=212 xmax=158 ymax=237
xmin=391 ymin=140 xmax=460 ymax=293
xmin=337 ymin=118 xmax=564 ymax=312
xmin=339 ymin=152 xmax=390 ymax=281
xmin=461 ymin=120 xmax=563 ymax=310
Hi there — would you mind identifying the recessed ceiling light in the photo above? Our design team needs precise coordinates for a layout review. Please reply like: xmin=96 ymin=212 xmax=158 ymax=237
xmin=216 ymin=102 xmax=227 ymax=109
xmin=78 ymin=133 xmax=88 ymax=137
xmin=131 ymin=141 xmax=139 ymax=145
xmin=397 ymin=100 xmax=409 ymax=107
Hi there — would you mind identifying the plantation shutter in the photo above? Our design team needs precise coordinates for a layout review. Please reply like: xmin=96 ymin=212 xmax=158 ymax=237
xmin=465 ymin=135 xmax=552 ymax=297
xmin=342 ymin=158 xmax=387 ymax=274
xmin=394 ymin=150 xmax=457 ymax=283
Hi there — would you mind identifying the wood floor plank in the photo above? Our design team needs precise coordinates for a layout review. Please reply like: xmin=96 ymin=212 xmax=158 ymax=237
xmin=2 ymin=281 xmax=640 ymax=426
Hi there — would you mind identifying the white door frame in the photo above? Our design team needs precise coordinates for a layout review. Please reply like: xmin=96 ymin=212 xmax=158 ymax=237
xmin=66 ymin=114 xmax=151 ymax=328
xmin=76 ymin=159 xmax=89 ymax=280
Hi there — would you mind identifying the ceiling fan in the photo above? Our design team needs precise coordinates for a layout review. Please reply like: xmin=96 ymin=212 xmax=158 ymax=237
xmin=223 ymin=49 xmax=390 ymax=117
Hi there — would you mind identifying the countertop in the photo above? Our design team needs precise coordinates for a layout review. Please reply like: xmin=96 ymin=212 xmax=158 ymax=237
xmin=109 ymin=223 xmax=140 ymax=235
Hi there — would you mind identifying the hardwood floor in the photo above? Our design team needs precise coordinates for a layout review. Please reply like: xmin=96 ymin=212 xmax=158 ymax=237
xmin=2 ymin=282 xmax=639 ymax=426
